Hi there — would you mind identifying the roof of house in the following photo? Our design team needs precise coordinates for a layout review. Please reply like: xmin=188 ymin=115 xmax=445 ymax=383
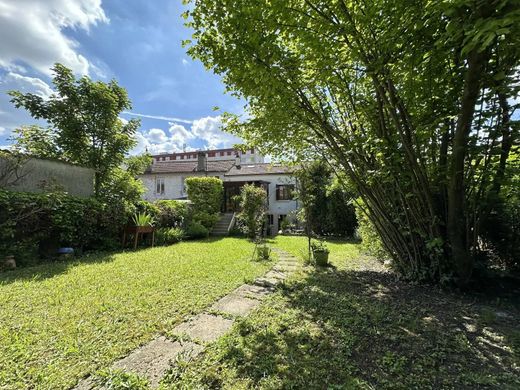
xmin=144 ymin=159 xmax=236 ymax=174
xmin=225 ymin=163 xmax=293 ymax=176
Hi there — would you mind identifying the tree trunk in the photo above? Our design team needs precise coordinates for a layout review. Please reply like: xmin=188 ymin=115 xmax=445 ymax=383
xmin=447 ymin=49 xmax=486 ymax=285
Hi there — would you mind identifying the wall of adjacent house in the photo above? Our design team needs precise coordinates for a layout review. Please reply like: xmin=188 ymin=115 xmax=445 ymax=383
xmin=139 ymin=172 xmax=225 ymax=201
xmin=0 ymin=157 xmax=95 ymax=198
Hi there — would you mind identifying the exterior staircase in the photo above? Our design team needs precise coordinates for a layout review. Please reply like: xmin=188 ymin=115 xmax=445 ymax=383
xmin=211 ymin=213 xmax=235 ymax=236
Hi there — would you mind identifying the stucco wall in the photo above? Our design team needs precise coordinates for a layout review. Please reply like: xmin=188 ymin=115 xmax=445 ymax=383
xmin=139 ymin=172 xmax=225 ymax=201
xmin=1 ymin=157 xmax=95 ymax=198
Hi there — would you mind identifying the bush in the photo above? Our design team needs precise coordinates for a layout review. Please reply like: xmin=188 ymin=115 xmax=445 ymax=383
xmin=134 ymin=200 xmax=160 ymax=222
xmin=155 ymin=227 xmax=184 ymax=245
xmin=238 ymin=184 xmax=267 ymax=239
xmin=0 ymin=189 xmax=127 ymax=267
xmin=155 ymin=200 xmax=189 ymax=228
xmin=185 ymin=177 xmax=223 ymax=214
xmin=185 ymin=177 xmax=223 ymax=230
xmin=354 ymin=199 xmax=389 ymax=261
xmin=191 ymin=211 xmax=219 ymax=230
xmin=186 ymin=222 xmax=209 ymax=239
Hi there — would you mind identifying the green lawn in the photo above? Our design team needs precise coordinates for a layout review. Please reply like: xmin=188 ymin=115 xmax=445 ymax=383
xmin=163 ymin=236 xmax=520 ymax=389
xmin=0 ymin=238 xmax=272 ymax=389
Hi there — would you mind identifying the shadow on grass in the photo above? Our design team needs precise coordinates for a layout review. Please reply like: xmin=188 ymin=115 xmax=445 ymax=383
xmin=0 ymin=251 xmax=119 ymax=285
xmin=170 ymin=262 xmax=520 ymax=389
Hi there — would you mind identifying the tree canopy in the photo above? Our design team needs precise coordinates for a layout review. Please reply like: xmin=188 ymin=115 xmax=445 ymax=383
xmin=185 ymin=0 xmax=520 ymax=285
xmin=9 ymin=63 xmax=140 ymax=194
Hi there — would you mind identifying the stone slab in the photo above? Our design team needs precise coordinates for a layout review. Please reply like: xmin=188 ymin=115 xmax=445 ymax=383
xmin=254 ymin=276 xmax=280 ymax=287
xmin=234 ymin=283 xmax=275 ymax=300
xmin=264 ymin=270 xmax=288 ymax=280
xmin=211 ymin=293 xmax=261 ymax=316
xmin=173 ymin=313 xmax=234 ymax=343
xmin=113 ymin=337 xmax=202 ymax=388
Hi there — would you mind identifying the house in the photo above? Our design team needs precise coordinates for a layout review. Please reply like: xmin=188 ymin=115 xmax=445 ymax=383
xmin=139 ymin=148 xmax=298 ymax=234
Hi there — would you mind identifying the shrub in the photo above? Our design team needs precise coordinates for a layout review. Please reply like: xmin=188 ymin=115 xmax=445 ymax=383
xmin=0 ymin=189 xmax=127 ymax=267
xmin=186 ymin=222 xmax=209 ymax=239
xmin=155 ymin=200 xmax=189 ymax=228
xmin=191 ymin=211 xmax=219 ymax=230
xmin=355 ymin=200 xmax=389 ymax=261
xmin=155 ymin=227 xmax=184 ymax=245
xmin=238 ymin=184 xmax=267 ymax=239
xmin=134 ymin=200 xmax=160 ymax=222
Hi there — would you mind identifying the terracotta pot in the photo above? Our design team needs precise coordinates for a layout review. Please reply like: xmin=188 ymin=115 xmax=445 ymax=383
xmin=3 ymin=255 xmax=16 ymax=270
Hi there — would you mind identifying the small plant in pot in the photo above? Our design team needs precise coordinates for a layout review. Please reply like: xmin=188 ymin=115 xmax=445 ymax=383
xmin=311 ymin=240 xmax=330 ymax=266
xmin=256 ymin=244 xmax=271 ymax=261
xmin=132 ymin=212 xmax=155 ymax=228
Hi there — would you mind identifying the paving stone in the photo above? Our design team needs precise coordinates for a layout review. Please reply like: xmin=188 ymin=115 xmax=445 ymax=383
xmin=273 ymin=265 xmax=299 ymax=272
xmin=113 ymin=337 xmax=202 ymax=388
xmin=264 ymin=270 xmax=288 ymax=280
xmin=254 ymin=276 xmax=280 ymax=287
xmin=211 ymin=293 xmax=261 ymax=316
xmin=173 ymin=313 xmax=234 ymax=343
xmin=234 ymin=283 xmax=275 ymax=300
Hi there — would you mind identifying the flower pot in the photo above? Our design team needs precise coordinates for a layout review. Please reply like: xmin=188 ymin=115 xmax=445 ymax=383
xmin=313 ymin=250 xmax=329 ymax=266
xmin=3 ymin=255 xmax=16 ymax=270
xmin=257 ymin=246 xmax=271 ymax=260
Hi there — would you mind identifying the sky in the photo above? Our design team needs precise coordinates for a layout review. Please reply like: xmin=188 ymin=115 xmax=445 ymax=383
xmin=0 ymin=0 xmax=244 ymax=155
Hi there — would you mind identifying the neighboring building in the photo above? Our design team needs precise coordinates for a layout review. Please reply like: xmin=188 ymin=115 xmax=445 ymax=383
xmin=0 ymin=153 xmax=95 ymax=198
xmin=151 ymin=147 xmax=264 ymax=164
xmin=140 ymin=149 xmax=298 ymax=234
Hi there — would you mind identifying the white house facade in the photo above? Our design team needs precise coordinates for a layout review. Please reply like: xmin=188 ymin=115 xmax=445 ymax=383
xmin=139 ymin=148 xmax=299 ymax=234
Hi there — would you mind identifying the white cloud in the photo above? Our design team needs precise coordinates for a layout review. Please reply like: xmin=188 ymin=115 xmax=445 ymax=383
xmin=0 ymin=126 xmax=6 ymax=135
xmin=182 ymin=58 xmax=189 ymax=66
xmin=128 ymin=116 xmax=243 ymax=156
xmin=3 ymin=72 xmax=54 ymax=99
xmin=146 ymin=128 xmax=168 ymax=144
xmin=0 ymin=0 xmax=108 ymax=76
xmin=191 ymin=116 xmax=242 ymax=149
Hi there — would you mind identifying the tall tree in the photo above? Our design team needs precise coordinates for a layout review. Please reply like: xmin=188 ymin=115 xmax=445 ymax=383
xmin=185 ymin=0 xmax=520 ymax=285
xmin=9 ymin=63 xmax=140 ymax=194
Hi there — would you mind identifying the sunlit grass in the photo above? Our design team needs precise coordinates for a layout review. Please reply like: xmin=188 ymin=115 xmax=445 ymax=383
xmin=0 ymin=238 xmax=272 ymax=389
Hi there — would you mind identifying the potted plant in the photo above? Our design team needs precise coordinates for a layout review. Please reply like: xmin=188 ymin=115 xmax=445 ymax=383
xmin=122 ymin=212 xmax=156 ymax=249
xmin=256 ymin=243 xmax=271 ymax=261
xmin=311 ymin=240 xmax=330 ymax=266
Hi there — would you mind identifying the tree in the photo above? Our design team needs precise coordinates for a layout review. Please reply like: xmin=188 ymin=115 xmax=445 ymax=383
xmin=185 ymin=0 xmax=520 ymax=285
xmin=238 ymin=184 xmax=268 ymax=239
xmin=9 ymin=63 xmax=140 ymax=195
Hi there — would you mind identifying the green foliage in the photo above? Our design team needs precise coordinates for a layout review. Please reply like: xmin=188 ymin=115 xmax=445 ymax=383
xmin=0 ymin=190 xmax=125 ymax=267
xmin=132 ymin=212 xmax=155 ymax=227
xmin=238 ymin=184 xmax=268 ymax=239
xmin=185 ymin=0 xmax=520 ymax=285
xmin=94 ymin=369 xmax=149 ymax=390
xmin=9 ymin=125 xmax=59 ymax=158
xmin=355 ymin=200 xmax=389 ymax=262
xmin=185 ymin=177 xmax=223 ymax=215
xmin=186 ymin=221 xmax=209 ymax=239
xmin=155 ymin=227 xmax=185 ymax=246
xmin=8 ymin=63 xmax=140 ymax=194
xmin=256 ymin=244 xmax=271 ymax=261
xmin=295 ymin=162 xmax=357 ymax=237
xmin=310 ymin=240 xmax=329 ymax=254
xmin=155 ymin=200 xmax=189 ymax=228
xmin=125 ymin=153 xmax=152 ymax=176
xmin=185 ymin=177 xmax=223 ymax=230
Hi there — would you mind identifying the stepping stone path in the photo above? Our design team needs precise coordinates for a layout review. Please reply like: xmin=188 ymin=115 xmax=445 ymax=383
xmin=73 ymin=248 xmax=300 ymax=389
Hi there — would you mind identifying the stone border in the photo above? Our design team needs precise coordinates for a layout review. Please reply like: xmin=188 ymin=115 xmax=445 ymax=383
xmin=73 ymin=248 xmax=300 ymax=389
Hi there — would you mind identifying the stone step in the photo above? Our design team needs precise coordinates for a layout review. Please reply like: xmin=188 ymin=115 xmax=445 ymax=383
xmin=173 ymin=313 xmax=234 ymax=344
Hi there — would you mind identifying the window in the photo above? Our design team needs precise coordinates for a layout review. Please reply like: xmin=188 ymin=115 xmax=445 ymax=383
xmin=267 ymin=214 xmax=274 ymax=225
xmin=276 ymin=185 xmax=294 ymax=201
xmin=227 ymin=151 xmax=232 ymax=156
xmin=155 ymin=178 xmax=165 ymax=195
xmin=208 ymin=151 xmax=216 ymax=157
xmin=220 ymin=151 xmax=225 ymax=156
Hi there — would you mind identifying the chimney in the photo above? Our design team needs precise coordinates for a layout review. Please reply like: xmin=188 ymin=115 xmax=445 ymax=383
xmin=235 ymin=153 xmax=241 ymax=169
xmin=197 ymin=151 xmax=207 ymax=171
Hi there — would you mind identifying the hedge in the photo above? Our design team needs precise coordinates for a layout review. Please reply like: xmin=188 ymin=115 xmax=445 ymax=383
xmin=0 ymin=190 xmax=128 ymax=267
xmin=185 ymin=177 xmax=223 ymax=229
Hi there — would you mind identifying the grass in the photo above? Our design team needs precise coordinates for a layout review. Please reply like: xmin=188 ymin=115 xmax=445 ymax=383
xmin=0 ymin=238 xmax=272 ymax=389
xmin=162 ymin=236 xmax=520 ymax=389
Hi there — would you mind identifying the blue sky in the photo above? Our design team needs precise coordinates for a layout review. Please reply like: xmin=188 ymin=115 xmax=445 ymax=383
xmin=0 ymin=0 xmax=244 ymax=155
